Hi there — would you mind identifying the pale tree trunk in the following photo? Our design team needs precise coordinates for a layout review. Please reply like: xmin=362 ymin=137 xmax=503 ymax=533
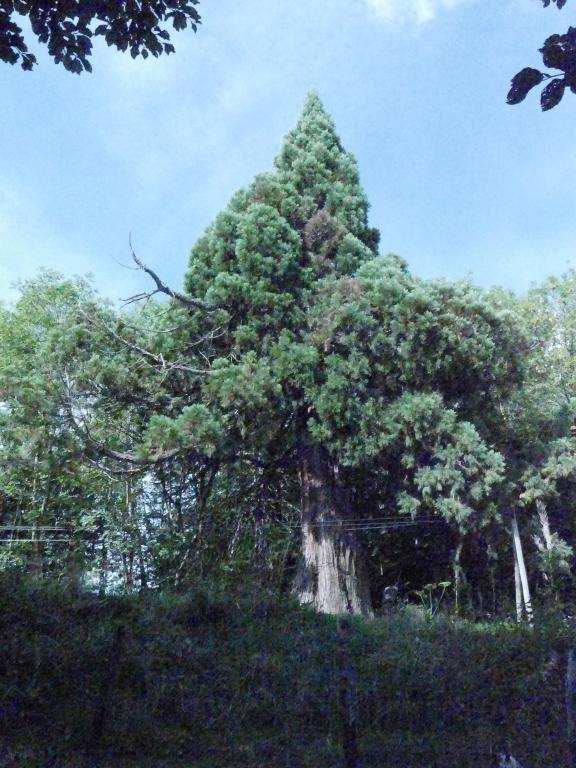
xmin=294 ymin=444 xmax=373 ymax=616
xmin=452 ymin=537 xmax=467 ymax=613
xmin=514 ymin=555 xmax=523 ymax=624
xmin=511 ymin=511 xmax=533 ymax=625
xmin=126 ymin=479 xmax=148 ymax=591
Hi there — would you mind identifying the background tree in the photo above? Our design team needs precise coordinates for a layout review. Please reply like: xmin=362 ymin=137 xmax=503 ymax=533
xmin=510 ymin=274 xmax=576 ymax=597
xmin=0 ymin=272 xmax=191 ymax=590
xmin=0 ymin=0 xmax=201 ymax=72
xmin=0 ymin=272 xmax=116 ymax=579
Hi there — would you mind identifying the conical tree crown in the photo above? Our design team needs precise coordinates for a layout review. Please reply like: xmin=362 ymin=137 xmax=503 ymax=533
xmin=184 ymin=92 xmax=379 ymax=318
xmin=274 ymin=92 xmax=373 ymax=242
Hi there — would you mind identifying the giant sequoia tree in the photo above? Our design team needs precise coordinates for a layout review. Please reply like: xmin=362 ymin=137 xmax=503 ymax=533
xmin=113 ymin=93 xmax=521 ymax=615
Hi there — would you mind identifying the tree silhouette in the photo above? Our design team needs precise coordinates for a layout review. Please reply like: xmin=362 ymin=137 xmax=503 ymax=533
xmin=0 ymin=0 xmax=201 ymax=73
xmin=508 ymin=0 xmax=576 ymax=111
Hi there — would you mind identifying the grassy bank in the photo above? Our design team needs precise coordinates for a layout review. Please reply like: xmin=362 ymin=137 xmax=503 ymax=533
xmin=0 ymin=575 xmax=571 ymax=767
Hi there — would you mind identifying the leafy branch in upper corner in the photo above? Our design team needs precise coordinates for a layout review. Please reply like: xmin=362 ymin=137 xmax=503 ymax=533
xmin=0 ymin=0 xmax=201 ymax=73
xmin=508 ymin=0 xmax=576 ymax=111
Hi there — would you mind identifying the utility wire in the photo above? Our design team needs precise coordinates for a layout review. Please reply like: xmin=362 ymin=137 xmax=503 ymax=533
xmin=0 ymin=525 xmax=70 ymax=531
xmin=0 ymin=517 xmax=445 ymax=544
xmin=282 ymin=515 xmax=438 ymax=525
xmin=0 ymin=538 xmax=73 ymax=543
xmin=286 ymin=517 xmax=444 ymax=530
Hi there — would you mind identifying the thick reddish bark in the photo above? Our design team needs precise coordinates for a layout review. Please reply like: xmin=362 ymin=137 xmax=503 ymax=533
xmin=294 ymin=444 xmax=373 ymax=616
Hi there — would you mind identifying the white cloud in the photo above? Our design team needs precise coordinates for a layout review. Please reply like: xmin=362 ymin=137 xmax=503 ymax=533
xmin=365 ymin=0 xmax=468 ymax=25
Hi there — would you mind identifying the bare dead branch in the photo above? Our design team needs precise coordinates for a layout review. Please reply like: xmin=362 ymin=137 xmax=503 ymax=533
xmin=127 ymin=236 xmax=216 ymax=312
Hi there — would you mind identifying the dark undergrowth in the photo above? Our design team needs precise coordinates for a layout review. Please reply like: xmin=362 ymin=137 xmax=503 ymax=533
xmin=0 ymin=574 xmax=571 ymax=768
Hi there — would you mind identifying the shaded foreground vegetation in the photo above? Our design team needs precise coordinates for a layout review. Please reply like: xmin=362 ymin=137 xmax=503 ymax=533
xmin=0 ymin=575 xmax=571 ymax=768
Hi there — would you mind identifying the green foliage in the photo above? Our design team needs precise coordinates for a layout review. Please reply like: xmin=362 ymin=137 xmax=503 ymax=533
xmin=8 ymin=95 xmax=576 ymax=614
xmin=495 ymin=273 xmax=576 ymax=600
xmin=536 ymin=526 xmax=573 ymax=584
xmin=0 ymin=272 xmax=111 ymax=574
xmin=0 ymin=272 xmax=199 ymax=590
xmin=412 ymin=580 xmax=452 ymax=616
xmin=507 ymin=272 xmax=576 ymax=456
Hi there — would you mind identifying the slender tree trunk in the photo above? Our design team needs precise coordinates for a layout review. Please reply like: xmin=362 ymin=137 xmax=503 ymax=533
xmin=452 ymin=537 xmax=466 ymax=613
xmin=514 ymin=554 xmax=523 ymax=624
xmin=491 ymin=573 xmax=497 ymax=615
xmin=121 ymin=552 xmax=134 ymax=592
xmin=99 ymin=543 xmax=108 ymax=598
xmin=137 ymin=551 xmax=147 ymax=591
xmin=126 ymin=479 xmax=148 ymax=591
xmin=294 ymin=443 xmax=372 ymax=616
xmin=511 ymin=511 xmax=533 ymax=625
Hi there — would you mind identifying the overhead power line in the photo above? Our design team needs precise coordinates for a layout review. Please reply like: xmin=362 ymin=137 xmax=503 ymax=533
xmin=286 ymin=517 xmax=446 ymax=531
xmin=0 ymin=525 xmax=98 ymax=544
xmin=0 ymin=538 xmax=72 ymax=543
xmin=0 ymin=525 xmax=70 ymax=532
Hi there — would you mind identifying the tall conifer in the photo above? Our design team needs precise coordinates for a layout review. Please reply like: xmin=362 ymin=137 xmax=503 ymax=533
xmin=170 ymin=94 xmax=520 ymax=614
xmin=182 ymin=93 xmax=378 ymax=613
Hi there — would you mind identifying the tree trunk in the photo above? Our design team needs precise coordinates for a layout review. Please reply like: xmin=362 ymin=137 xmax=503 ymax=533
xmin=99 ymin=542 xmax=108 ymax=598
xmin=452 ymin=537 xmax=467 ymax=613
xmin=511 ymin=511 xmax=533 ymax=625
xmin=514 ymin=554 xmax=523 ymax=624
xmin=126 ymin=479 xmax=148 ymax=591
xmin=294 ymin=443 xmax=373 ymax=616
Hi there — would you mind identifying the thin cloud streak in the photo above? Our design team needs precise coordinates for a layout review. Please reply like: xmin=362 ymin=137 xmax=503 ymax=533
xmin=365 ymin=0 xmax=470 ymax=24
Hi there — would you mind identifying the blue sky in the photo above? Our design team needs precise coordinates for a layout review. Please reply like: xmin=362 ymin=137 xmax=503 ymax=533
xmin=0 ymin=0 xmax=574 ymax=306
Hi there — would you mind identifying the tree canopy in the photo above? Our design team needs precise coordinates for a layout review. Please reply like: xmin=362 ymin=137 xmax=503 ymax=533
xmin=0 ymin=0 xmax=201 ymax=72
